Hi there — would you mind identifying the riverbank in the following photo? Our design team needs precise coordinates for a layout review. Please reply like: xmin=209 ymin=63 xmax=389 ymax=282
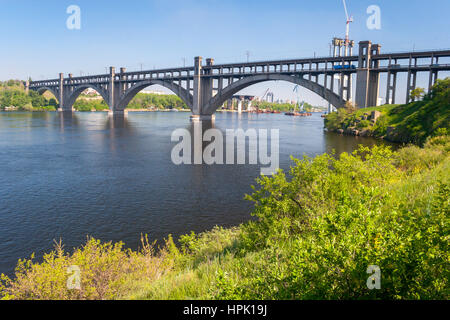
xmin=324 ymin=78 xmax=449 ymax=145
xmin=1 ymin=131 xmax=448 ymax=300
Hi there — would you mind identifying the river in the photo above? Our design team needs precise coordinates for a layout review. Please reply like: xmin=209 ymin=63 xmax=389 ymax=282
xmin=0 ymin=111 xmax=395 ymax=276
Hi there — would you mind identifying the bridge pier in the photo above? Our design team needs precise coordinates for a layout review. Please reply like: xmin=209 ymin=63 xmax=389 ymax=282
xmin=57 ymin=73 xmax=74 ymax=112
xmin=355 ymin=41 xmax=381 ymax=108
xmin=191 ymin=56 xmax=215 ymax=121
xmin=190 ymin=114 xmax=215 ymax=121
xmin=386 ymin=71 xmax=398 ymax=104
xmin=108 ymin=110 xmax=128 ymax=116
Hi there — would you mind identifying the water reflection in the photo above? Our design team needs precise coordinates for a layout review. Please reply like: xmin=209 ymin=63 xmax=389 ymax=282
xmin=104 ymin=115 xmax=133 ymax=153
xmin=105 ymin=114 xmax=131 ymax=130
xmin=323 ymin=131 xmax=399 ymax=155
xmin=187 ymin=120 xmax=216 ymax=157
xmin=56 ymin=111 xmax=79 ymax=132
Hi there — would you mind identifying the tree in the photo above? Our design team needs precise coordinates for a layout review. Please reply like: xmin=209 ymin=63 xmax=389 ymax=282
xmin=410 ymin=87 xmax=425 ymax=101
xmin=345 ymin=100 xmax=357 ymax=112
xmin=29 ymin=90 xmax=47 ymax=108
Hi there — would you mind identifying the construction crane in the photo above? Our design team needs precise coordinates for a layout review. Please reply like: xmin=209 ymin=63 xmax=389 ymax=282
xmin=342 ymin=0 xmax=353 ymax=56
xmin=293 ymin=85 xmax=304 ymax=112
xmin=259 ymin=88 xmax=274 ymax=102
xmin=260 ymin=88 xmax=270 ymax=101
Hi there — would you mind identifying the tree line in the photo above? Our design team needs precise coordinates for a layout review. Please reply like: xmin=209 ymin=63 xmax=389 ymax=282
xmin=0 ymin=80 xmax=58 ymax=111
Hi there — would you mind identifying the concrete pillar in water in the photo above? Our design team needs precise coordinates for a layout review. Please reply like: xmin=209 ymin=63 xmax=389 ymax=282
xmin=237 ymin=98 xmax=243 ymax=113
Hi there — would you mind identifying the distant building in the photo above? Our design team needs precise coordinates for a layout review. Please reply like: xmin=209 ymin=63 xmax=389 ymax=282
xmin=83 ymin=88 xmax=99 ymax=95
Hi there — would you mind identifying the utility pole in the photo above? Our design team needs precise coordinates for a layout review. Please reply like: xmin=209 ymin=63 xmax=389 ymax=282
xmin=246 ymin=51 xmax=250 ymax=63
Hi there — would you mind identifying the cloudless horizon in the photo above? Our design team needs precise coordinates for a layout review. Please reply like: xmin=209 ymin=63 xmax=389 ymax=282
xmin=1 ymin=0 xmax=449 ymax=105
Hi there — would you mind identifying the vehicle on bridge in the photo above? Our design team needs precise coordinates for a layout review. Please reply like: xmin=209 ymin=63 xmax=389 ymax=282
xmin=389 ymin=64 xmax=401 ymax=69
xmin=333 ymin=64 xmax=356 ymax=70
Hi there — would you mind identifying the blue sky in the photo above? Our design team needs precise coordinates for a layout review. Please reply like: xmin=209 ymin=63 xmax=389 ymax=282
xmin=1 ymin=0 xmax=449 ymax=104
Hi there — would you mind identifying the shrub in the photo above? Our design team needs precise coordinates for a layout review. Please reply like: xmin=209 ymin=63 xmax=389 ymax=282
xmin=219 ymin=142 xmax=449 ymax=300
xmin=324 ymin=109 xmax=349 ymax=131
xmin=357 ymin=119 xmax=371 ymax=129
xmin=0 ymin=236 xmax=174 ymax=300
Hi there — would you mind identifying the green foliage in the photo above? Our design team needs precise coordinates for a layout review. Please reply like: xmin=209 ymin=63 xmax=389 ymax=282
xmin=251 ymin=101 xmax=323 ymax=112
xmin=127 ymin=93 xmax=187 ymax=110
xmin=410 ymin=87 xmax=425 ymax=101
xmin=325 ymin=77 xmax=450 ymax=145
xmin=0 ymin=236 xmax=176 ymax=300
xmin=217 ymin=141 xmax=449 ymax=300
xmin=324 ymin=108 xmax=350 ymax=130
xmin=0 ymin=89 xmax=30 ymax=109
xmin=71 ymin=92 xmax=188 ymax=111
xmin=357 ymin=119 xmax=371 ymax=129
xmin=0 ymin=80 xmax=59 ymax=111
xmin=372 ymin=114 xmax=388 ymax=136
xmin=73 ymin=98 xmax=109 ymax=111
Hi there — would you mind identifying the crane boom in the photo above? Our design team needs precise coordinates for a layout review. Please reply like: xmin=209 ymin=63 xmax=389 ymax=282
xmin=260 ymin=88 xmax=270 ymax=101
xmin=342 ymin=0 xmax=349 ymax=20
xmin=342 ymin=0 xmax=353 ymax=55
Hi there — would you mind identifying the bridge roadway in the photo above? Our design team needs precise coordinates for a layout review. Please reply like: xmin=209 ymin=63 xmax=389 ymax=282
xmin=27 ymin=41 xmax=450 ymax=121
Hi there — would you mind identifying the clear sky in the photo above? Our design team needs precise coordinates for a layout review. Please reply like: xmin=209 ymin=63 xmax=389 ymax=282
xmin=1 ymin=0 xmax=449 ymax=104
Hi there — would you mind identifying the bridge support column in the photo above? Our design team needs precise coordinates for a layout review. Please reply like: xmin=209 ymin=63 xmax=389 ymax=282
xmin=406 ymin=70 xmax=417 ymax=103
xmin=57 ymin=73 xmax=73 ymax=112
xmin=237 ymin=98 xmax=243 ymax=113
xmin=190 ymin=114 xmax=215 ymax=121
xmin=107 ymin=66 xmax=127 ymax=116
xmin=109 ymin=67 xmax=116 ymax=113
xmin=386 ymin=71 xmax=397 ymax=104
xmin=190 ymin=56 xmax=215 ymax=121
xmin=191 ymin=56 xmax=202 ymax=118
xmin=108 ymin=110 xmax=128 ymax=116
xmin=355 ymin=41 xmax=381 ymax=108
xmin=428 ymin=69 xmax=438 ymax=92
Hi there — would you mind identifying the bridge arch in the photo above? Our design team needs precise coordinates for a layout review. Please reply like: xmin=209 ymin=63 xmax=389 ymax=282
xmin=116 ymin=79 xmax=193 ymax=111
xmin=36 ymin=87 xmax=59 ymax=101
xmin=203 ymin=74 xmax=346 ymax=115
xmin=64 ymin=84 xmax=109 ymax=110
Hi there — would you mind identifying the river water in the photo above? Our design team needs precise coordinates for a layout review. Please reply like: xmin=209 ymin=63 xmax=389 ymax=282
xmin=0 ymin=111 xmax=394 ymax=276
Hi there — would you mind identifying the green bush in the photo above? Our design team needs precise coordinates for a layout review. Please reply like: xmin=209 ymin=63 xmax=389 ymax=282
xmin=217 ymin=143 xmax=449 ymax=300
xmin=0 ymin=236 xmax=176 ymax=300
xmin=324 ymin=109 xmax=349 ymax=131
xmin=357 ymin=119 xmax=371 ymax=129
